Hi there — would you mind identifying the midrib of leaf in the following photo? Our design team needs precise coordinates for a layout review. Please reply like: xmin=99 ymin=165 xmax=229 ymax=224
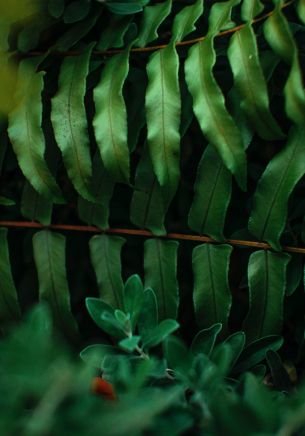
xmin=103 ymin=238 xmax=121 ymax=308
xmin=207 ymin=244 xmax=218 ymax=323
xmin=156 ymin=239 xmax=166 ymax=320
xmin=235 ymin=29 xmax=275 ymax=134
xmin=200 ymin=159 xmax=225 ymax=234
xmin=197 ymin=41 xmax=236 ymax=165
xmin=25 ymin=104 xmax=55 ymax=195
xmin=107 ymin=64 xmax=126 ymax=182
xmin=45 ymin=233 xmax=67 ymax=331
xmin=258 ymin=251 xmax=269 ymax=338
xmin=258 ymin=138 xmax=298 ymax=241
xmin=142 ymin=175 xmax=158 ymax=227
xmin=159 ymin=50 xmax=171 ymax=188
xmin=67 ymin=58 xmax=89 ymax=188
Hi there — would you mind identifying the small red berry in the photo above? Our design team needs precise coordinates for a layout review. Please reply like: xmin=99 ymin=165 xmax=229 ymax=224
xmin=91 ymin=377 xmax=116 ymax=400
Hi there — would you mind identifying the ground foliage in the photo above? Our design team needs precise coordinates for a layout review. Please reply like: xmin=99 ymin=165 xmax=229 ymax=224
xmin=1 ymin=0 xmax=305 ymax=433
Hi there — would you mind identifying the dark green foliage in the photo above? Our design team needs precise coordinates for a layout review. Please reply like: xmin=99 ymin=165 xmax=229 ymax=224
xmin=1 ymin=0 xmax=305 ymax=433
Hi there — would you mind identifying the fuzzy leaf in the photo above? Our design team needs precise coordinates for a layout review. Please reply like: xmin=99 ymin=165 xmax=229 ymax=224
xmin=8 ymin=60 xmax=63 ymax=203
xmin=89 ymin=234 xmax=125 ymax=309
xmin=243 ymin=250 xmax=290 ymax=342
xmin=192 ymin=243 xmax=232 ymax=330
xmin=188 ymin=145 xmax=232 ymax=241
xmin=85 ymin=297 xmax=124 ymax=338
xmin=52 ymin=44 xmax=95 ymax=201
xmin=228 ymin=24 xmax=284 ymax=140
xmin=0 ymin=228 xmax=21 ymax=326
xmin=190 ymin=323 xmax=222 ymax=357
xmin=93 ymin=48 xmax=131 ymax=183
xmin=145 ymin=44 xmax=181 ymax=197
xmin=249 ymin=126 xmax=305 ymax=250
xmin=185 ymin=37 xmax=247 ymax=190
xmin=144 ymin=238 xmax=179 ymax=321
xmin=142 ymin=319 xmax=179 ymax=349
xmin=32 ymin=231 xmax=78 ymax=339
xmin=124 ymin=275 xmax=144 ymax=329
xmin=138 ymin=288 xmax=158 ymax=336
xmin=136 ymin=0 xmax=172 ymax=47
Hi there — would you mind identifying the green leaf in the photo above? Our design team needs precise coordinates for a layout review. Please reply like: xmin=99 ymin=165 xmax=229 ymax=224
xmin=106 ymin=1 xmax=143 ymax=15
xmin=224 ymin=331 xmax=246 ymax=370
xmin=192 ymin=243 xmax=232 ymax=330
xmin=85 ymin=297 xmax=124 ymax=338
xmin=188 ymin=145 xmax=232 ymax=241
xmin=227 ymin=24 xmax=284 ymax=140
xmin=142 ymin=319 xmax=179 ymax=349
xmin=77 ymin=151 xmax=115 ymax=229
xmin=126 ymin=67 xmax=146 ymax=152
xmin=32 ymin=231 xmax=78 ymax=339
xmin=145 ymin=44 xmax=181 ymax=197
xmin=241 ymin=0 xmax=264 ymax=21
xmin=266 ymin=349 xmax=292 ymax=392
xmin=208 ymin=0 xmax=240 ymax=34
xmin=7 ymin=60 xmax=63 ymax=203
xmin=190 ymin=323 xmax=222 ymax=356
xmin=80 ymin=344 xmax=119 ymax=368
xmin=93 ymin=48 xmax=131 ymax=183
xmin=144 ymin=238 xmax=179 ymax=321
xmin=0 ymin=196 xmax=15 ymax=206
xmin=136 ymin=0 xmax=172 ymax=48
xmin=233 ymin=335 xmax=283 ymax=373
xmin=89 ymin=234 xmax=125 ymax=309
xmin=248 ymin=126 xmax=305 ymax=250
xmin=185 ymin=37 xmax=247 ymax=190
xmin=170 ymin=0 xmax=203 ymax=43
xmin=130 ymin=145 xmax=169 ymax=235
xmin=119 ymin=336 xmax=141 ymax=352
xmin=138 ymin=288 xmax=158 ymax=336
xmin=263 ymin=8 xmax=305 ymax=125
xmin=21 ymin=182 xmax=53 ymax=225
xmin=51 ymin=44 xmax=95 ymax=201
xmin=286 ymin=254 xmax=303 ymax=296
xmin=48 ymin=0 xmax=65 ymax=18
xmin=97 ymin=15 xmax=133 ymax=50
xmin=124 ymin=275 xmax=144 ymax=329
xmin=164 ymin=335 xmax=191 ymax=375
xmin=211 ymin=343 xmax=234 ymax=377
xmin=243 ymin=250 xmax=290 ymax=342
xmin=63 ymin=0 xmax=91 ymax=23
xmin=297 ymin=0 xmax=305 ymax=23
xmin=0 ymin=228 xmax=21 ymax=326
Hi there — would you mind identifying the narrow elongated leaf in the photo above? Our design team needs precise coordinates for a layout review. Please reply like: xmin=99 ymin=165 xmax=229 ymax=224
xmin=243 ymin=250 xmax=290 ymax=342
xmin=228 ymin=24 xmax=284 ymax=140
xmin=208 ymin=0 xmax=240 ymax=34
xmin=185 ymin=37 xmax=246 ymax=189
xmin=144 ymin=239 xmax=179 ymax=321
xmin=263 ymin=8 xmax=305 ymax=125
xmin=0 ymin=228 xmax=21 ymax=326
xmin=93 ymin=48 xmax=131 ymax=183
xmin=52 ymin=44 xmax=94 ymax=201
xmin=77 ymin=151 xmax=115 ymax=229
xmin=89 ymin=234 xmax=125 ymax=309
xmin=97 ymin=15 xmax=133 ymax=50
xmin=171 ymin=0 xmax=203 ymax=43
xmin=32 ymin=231 xmax=77 ymax=338
xmin=136 ymin=0 xmax=172 ymax=47
xmin=297 ymin=0 xmax=305 ymax=23
xmin=21 ymin=182 xmax=53 ymax=225
xmin=130 ymin=145 xmax=169 ymax=235
xmin=8 ymin=60 xmax=63 ymax=202
xmin=249 ymin=126 xmax=305 ymax=250
xmin=0 ymin=196 xmax=15 ymax=206
xmin=124 ymin=275 xmax=144 ymax=329
xmin=188 ymin=145 xmax=231 ymax=241
xmin=145 ymin=43 xmax=180 ymax=197
xmin=192 ymin=243 xmax=232 ymax=330
xmin=286 ymin=254 xmax=303 ymax=296
xmin=224 ymin=331 xmax=246 ymax=370
xmin=266 ymin=349 xmax=292 ymax=392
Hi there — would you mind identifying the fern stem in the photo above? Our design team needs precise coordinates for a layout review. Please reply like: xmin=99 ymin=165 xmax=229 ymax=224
xmin=0 ymin=220 xmax=304 ymax=255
